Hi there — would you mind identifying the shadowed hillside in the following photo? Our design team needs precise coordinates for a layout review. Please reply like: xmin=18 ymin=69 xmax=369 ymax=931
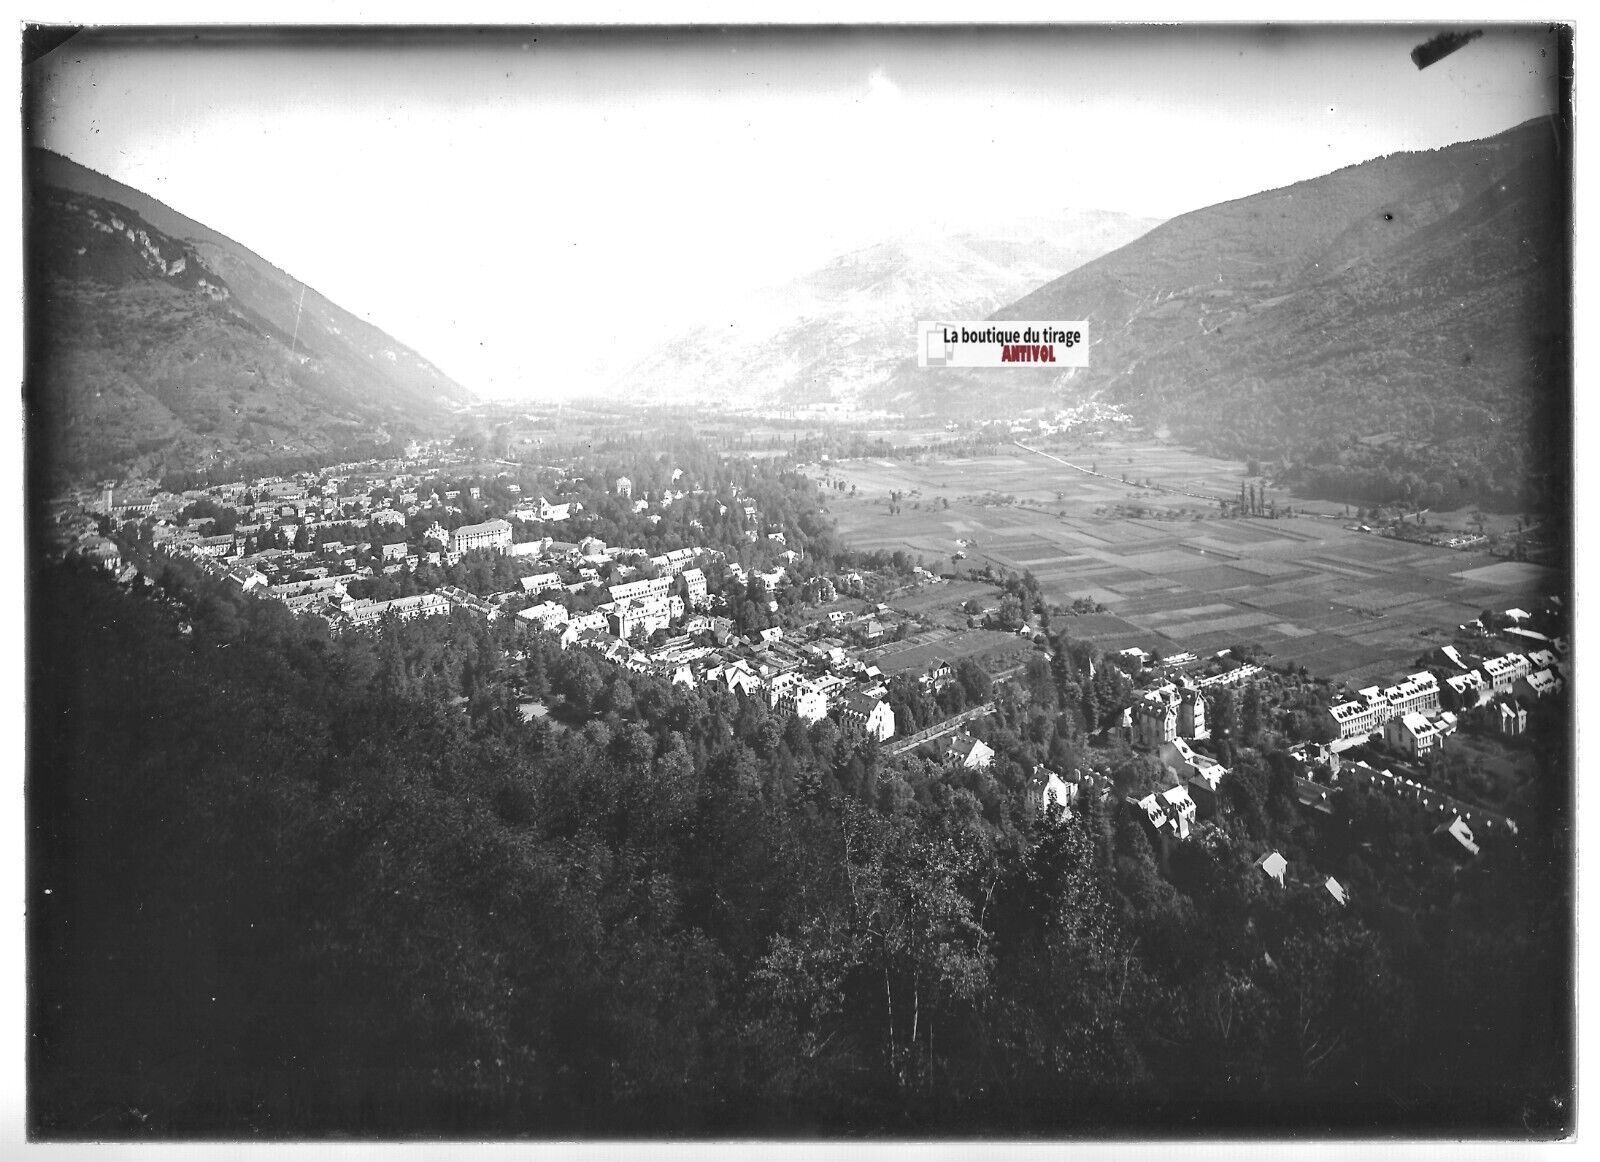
xmin=981 ymin=117 xmax=1568 ymax=510
xmin=26 ymin=149 xmax=472 ymax=484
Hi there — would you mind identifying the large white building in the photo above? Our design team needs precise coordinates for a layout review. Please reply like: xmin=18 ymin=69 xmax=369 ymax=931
xmin=608 ymin=594 xmax=672 ymax=641
xmin=682 ymin=567 xmax=709 ymax=609
xmin=767 ymin=672 xmax=831 ymax=723
xmin=610 ymin=575 xmax=674 ymax=603
xmin=838 ymin=692 xmax=896 ymax=741
xmin=1483 ymin=653 xmax=1532 ymax=694
xmin=1326 ymin=672 xmax=1441 ymax=740
xmin=450 ymin=518 xmax=513 ymax=555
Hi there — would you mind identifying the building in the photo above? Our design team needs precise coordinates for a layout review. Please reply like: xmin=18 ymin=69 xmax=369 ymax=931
xmin=608 ymin=595 xmax=671 ymax=641
xmin=615 ymin=476 xmax=633 ymax=499
xmin=682 ymin=567 xmax=709 ymax=609
xmin=1254 ymin=850 xmax=1288 ymax=886
xmin=438 ymin=585 xmax=501 ymax=621
xmin=838 ymin=692 xmax=895 ymax=741
xmin=1434 ymin=815 xmax=1480 ymax=859
xmin=1494 ymin=698 xmax=1528 ymax=737
xmin=1130 ymin=785 xmax=1197 ymax=841
xmin=767 ymin=672 xmax=831 ymax=723
xmin=380 ymin=540 xmax=409 ymax=562
xmin=1515 ymin=668 xmax=1562 ymax=701
xmin=340 ymin=592 xmax=449 ymax=628
xmin=1384 ymin=711 xmax=1443 ymax=759
xmin=1028 ymin=767 xmax=1073 ymax=822
xmin=1325 ymin=694 xmax=1383 ymax=740
xmin=1382 ymin=672 xmax=1440 ymax=717
xmin=450 ymin=518 xmax=513 ymax=555
xmin=1133 ymin=695 xmax=1178 ymax=749
xmin=942 ymin=732 xmax=995 ymax=770
xmin=224 ymin=566 xmax=268 ymax=593
xmin=195 ymin=534 xmax=239 ymax=559
xmin=1178 ymin=684 xmax=1208 ymax=739
xmin=1482 ymin=653 xmax=1532 ymax=695
xmin=1161 ymin=737 xmax=1227 ymax=792
xmin=76 ymin=536 xmax=123 ymax=573
xmin=521 ymin=571 xmax=562 ymax=595
xmin=1442 ymin=669 xmax=1490 ymax=711
xmin=1133 ymin=680 xmax=1208 ymax=747
xmin=518 ymin=602 xmax=569 ymax=630
xmin=610 ymin=576 xmax=674 ymax=603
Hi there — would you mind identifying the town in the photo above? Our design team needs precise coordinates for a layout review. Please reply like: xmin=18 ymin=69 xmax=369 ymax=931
xmin=46 ymin=428 xmax=1567 ymax=895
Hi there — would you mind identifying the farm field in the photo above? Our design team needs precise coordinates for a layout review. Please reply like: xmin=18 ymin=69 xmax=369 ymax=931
xmin=859 ymin=627 xmax=1031 ymax=676
xmin=820 ymin=442 xmax=1557 ymax=689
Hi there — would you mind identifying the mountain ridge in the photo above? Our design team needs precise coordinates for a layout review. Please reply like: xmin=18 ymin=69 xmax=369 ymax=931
xmin=617 ymin=208 xmax=1163 ymax=412
xmin=960 ymin=116 xmax=1564 ymax=508
xmin=27 ymin=148 xmax=473 ymax=484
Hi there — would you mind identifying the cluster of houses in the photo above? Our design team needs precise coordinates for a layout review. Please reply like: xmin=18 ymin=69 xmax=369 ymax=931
xmin=1325 ymin=631 xmax=1566 ymax=756
xmin=64 ymin=452 xmax=774 ymax=638
xmin=74 ymin=459 xmax=964 ymax=750
xmin=522 ymin=566 xmax=907 ymax=745
xmin=992 ymin=400 xmax=1134 ymax=440
xmin=1089 ymin=621 xmax=1549 ymax=895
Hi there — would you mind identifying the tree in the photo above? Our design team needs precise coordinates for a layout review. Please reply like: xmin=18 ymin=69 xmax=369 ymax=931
xmin=1080 ymin=681 xmax=1101 ymax=736
xmin=1240 ymin=683 xmax=1263 ymax=745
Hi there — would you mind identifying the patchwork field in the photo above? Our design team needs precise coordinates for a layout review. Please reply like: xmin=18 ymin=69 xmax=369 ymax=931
xmin=821 ymin=443 xmax=1558 ymax=688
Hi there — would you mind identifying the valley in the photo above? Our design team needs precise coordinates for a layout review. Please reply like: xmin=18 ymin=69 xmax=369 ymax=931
xmin=818 ymin=438 xmax=1553 ymax=688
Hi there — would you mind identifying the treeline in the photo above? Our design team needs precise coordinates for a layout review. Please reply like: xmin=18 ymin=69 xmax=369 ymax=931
xmin=29 ymin=563 xmax=1571 ymax=1137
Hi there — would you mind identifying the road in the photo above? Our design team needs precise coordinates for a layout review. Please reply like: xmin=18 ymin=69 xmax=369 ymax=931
xmin=1012 ymin=438 xmax=1233 ymax=505
xmin=882 ymin=662 xmax=1026 ymax=756
xmin=885 ymin=701 xmax=995 ymax=757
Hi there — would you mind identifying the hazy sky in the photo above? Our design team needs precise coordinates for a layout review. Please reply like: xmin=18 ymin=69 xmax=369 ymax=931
xmin=28 ymin=25 xmax=1561 ymax=401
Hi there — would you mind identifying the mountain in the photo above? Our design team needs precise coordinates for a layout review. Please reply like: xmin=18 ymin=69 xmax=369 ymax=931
xmin=980 ymin=117 xmax=1568 ymax=509
xmin=26 ymin=149 xmax=473 ymax=484
xmin=617 ymin=210 xmax=1162 ymax=413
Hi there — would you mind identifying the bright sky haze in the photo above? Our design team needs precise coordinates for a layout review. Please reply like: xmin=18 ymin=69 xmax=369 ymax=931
xmin=28 ymin=25 xmax=1561 ymax=402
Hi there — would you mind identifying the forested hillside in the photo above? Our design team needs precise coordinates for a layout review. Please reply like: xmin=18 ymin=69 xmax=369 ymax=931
xmin=976 ymin=117 xmax=1569 ymax=511
xmin=29 ymin=558 xmax=1570 ymax=1137
xmin=26 ymin=149 xmax=470 ymax=485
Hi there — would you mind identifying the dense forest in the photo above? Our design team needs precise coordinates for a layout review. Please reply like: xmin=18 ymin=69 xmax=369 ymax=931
xmin=28 ymin=554 xmax=1571 ymax=1138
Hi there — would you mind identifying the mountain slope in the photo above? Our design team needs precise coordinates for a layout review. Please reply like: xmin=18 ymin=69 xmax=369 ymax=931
xmin=618 ymin=210 xmax=1161 ymax=412
xmin=983 ymin=117 xmax=1568 ymax=508
xmin=26 ymin=149 xmax=472 ymax=483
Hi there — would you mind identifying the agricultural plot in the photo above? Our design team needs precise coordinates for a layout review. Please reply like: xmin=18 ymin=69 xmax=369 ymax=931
xmin=891 ymin=579 xmax=996 ymax=614
xmin=862 ymin=628 xmax=1030 ymax=675
xmin=829 ymin=444 xmax=1558 ymax=687
xmin=1453 ymin=561 xmax=1556 ymax=587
